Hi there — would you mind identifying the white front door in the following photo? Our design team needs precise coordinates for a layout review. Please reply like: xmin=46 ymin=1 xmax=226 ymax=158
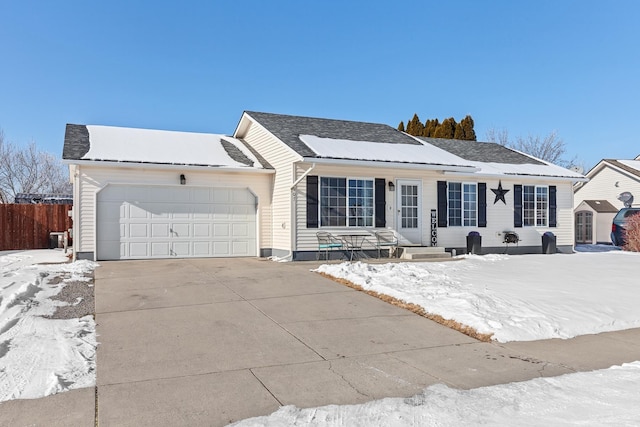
xmin=396 ymin=179 xmax=422 ymax=244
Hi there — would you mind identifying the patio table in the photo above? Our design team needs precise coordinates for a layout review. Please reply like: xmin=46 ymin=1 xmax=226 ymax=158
xmin=337 ymin=234 xmax=370 ymax=261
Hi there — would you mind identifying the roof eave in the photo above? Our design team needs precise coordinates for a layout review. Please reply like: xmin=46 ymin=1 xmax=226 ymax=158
xmin=301 ymin=157 xmax=479 ymax=172
xmin=443 ymin=169 xmax=589 ymax=182
xmin=62 ymin=159 xmax=275 ymax=174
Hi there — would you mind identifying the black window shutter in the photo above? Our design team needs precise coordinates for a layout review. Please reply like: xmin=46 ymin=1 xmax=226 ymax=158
xmin=549 ymin=185 xmax=557 ymax=227
xmin=306 ymin=175 xmax=319 ymax=228
xmin=375 ymin=178 xmax=386 ymax=228
xmin=437 ymin=181 xmax=447 ymax=227
xmin=478 ymin=183 xmax=487 ymax=227
xmin=514 ymin=184 xmax=523 ymax=228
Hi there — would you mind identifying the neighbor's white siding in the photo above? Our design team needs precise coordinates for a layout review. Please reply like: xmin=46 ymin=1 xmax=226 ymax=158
xmin=241 ymin=121 xmax=302 ymax=254
xmin=294 ymin=163 xmax=577 ymax=252
xmin=75 ymin=164 xmax=272 ymax=256
xmin=575 ymin=164 xmax=640 ymax=209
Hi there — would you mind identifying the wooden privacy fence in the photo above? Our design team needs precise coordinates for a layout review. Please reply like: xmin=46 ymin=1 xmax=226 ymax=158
xmin=0 ymin=204 xmax=72 ymax=251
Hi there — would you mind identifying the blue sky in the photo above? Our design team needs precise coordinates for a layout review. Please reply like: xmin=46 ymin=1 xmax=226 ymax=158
xmin=1 ymin=1 xmax=638 ymax=170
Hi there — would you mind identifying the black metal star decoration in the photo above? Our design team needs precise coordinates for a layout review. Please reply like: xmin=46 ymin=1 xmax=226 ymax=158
xmin=491 ymin=180 xmax=510 ymax=204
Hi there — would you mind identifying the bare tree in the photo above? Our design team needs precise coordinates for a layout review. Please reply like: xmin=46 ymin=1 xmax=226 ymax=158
xmin=0 ymin=130 xmax=71 ymax=203
xmin=485 ymin=128 xmax=578 ymax=169
xmin=484 ymin=127 xmax=510 ymax=146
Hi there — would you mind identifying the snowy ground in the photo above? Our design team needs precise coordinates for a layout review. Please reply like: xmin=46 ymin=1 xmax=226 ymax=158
xmin=233 ymin=362 xmax=640 ymax=426
xmin=316 ymin=246 xmax=640 ymax=342
xmin=3 ymin=247 xmax=640 ymax=424
xmin=234 ymin=246 xmax=640 ymax=426
xmin=0 ymin=250 xmax=97 ymax=403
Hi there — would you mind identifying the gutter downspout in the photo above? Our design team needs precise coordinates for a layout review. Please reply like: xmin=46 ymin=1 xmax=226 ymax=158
xmin=289 ymin=163 xmax=316 ymax=261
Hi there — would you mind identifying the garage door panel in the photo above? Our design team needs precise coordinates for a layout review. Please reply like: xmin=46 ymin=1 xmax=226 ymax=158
xmin=129 ymin=223 xmax=149 ymax=238
xmin=129 ymin=204 xmax=150 ymax=219
xmin=97 ymin=185 xmax=256 ymax=260
xmin=193 ymin=241 xmax=211 ymax=256
xmin=151 ymin=223 xmax=170 ymax=238
xmin=193 ymin=224 xmax=211 ymax=238
xmin=151 ymin=242 xmax=170 ymax=257
xmin=213 ymin=223 xmax=230 ymax=237
xmin=129 ymin=242 xmax=150 ymax=258
xmin=231 ymin=223 xmax=249 ymax=237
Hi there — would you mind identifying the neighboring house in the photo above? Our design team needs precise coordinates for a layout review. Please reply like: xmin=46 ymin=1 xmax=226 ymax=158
xmin=573 ymin=156 xmax=640 ymax=244
xmin=63 ymin=111 xmax=586 ymax=261
xmin=14 ymin=193 xmax=73 ymax=204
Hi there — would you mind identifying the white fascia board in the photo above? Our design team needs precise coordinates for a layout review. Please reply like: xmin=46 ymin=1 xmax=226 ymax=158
xmin=442 ymin=170 xmax=589 ymax=183
xmin=62 ymin=159 xmax=275 ymax=174
xmin=303 ymin=157 xmax=479 ymax=173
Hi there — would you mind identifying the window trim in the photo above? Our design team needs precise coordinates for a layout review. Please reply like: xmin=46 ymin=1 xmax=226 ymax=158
xmin=319 ymin=176 xmax=376 ymax=228
xmin=522 ymin=185 xmax=549 ymax=227
xmin=447 ymin=181 xmax=478 ymax=227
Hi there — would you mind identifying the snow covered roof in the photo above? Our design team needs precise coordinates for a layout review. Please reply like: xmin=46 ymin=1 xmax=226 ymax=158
xmin=63 ymin=124 xmax=268 ymax=169
xmin=244 ymin=111 xmax=586 ymax=179
xmin=242 ymin=111 xmax=422 ymax=158
xmin=299 ymin=134 xmax=477 ymax=169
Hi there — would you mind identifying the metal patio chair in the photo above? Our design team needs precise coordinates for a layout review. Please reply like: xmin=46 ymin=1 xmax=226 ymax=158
xmin=374 ymin=230 xmax=399 ymax=258
xmin=316 ymin=232 xmax=344 ymax=260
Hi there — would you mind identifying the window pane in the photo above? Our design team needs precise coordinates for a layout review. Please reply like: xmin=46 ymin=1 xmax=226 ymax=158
xmin=523 ymin=185 xmax=535 ymax=226
xmin=463 ymin=183 xmax=477 ymax=226
xmin=347 ymin=179 xmax=374 ymax=228
xmin=320 ymin=177 xmax=346 ymax=227
xmin=536 ymin=186 xmax=548 ymax=226
xmin=448 ymin=182 xmax=462 ymax=227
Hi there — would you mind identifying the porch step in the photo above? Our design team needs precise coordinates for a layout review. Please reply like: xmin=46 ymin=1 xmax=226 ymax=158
xmin=399 ymin=246 xmax=451 ymax=260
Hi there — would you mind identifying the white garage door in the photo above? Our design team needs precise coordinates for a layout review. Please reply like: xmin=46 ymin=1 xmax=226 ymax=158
xmin=97 ymin=185 xmax=257 ymax=260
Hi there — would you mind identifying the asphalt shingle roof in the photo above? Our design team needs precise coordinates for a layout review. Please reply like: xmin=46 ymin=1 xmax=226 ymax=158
xmin=418 ymin=137 xmax=545 ymax=165
xmin=583 ymin=200 xmax=619 ymax=213
xmin=62 ymin=124 xmax=90 ymax=160
xmin=245 ymin=111 xmax=421 ymax=157
xmin=604 ymin=159 xmax=640 ymax=179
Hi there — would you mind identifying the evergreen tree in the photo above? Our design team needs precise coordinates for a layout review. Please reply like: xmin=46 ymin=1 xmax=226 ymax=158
xmin=459 ymin=115 xmax=476 ymax=141
xmin=424 ymin=119 xmax=439 ymax=137
xmin=406 ymin=113 xmax=424 ymax=136
xmin=434 ymin=117 xmax=457 ymax=139
xmin=454 ymin=123 xmax=465 ymax=140
xmin=397 ymin=114 xmax=476 ymax=140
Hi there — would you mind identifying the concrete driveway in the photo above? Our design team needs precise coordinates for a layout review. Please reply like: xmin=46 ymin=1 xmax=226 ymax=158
xmin=90 ymin=257 xmax=640 ymax=427
xmin=3 ymin=257 xmax=640 ymax=427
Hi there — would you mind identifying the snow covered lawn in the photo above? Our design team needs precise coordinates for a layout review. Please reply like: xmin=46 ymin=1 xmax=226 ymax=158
xmin=0 ymin=250 xmax=97 ymax=403
xmin=316 ymin=248 xmax=640 ymax=342
xmin=234 ymin=248 xmax=640 ymax=426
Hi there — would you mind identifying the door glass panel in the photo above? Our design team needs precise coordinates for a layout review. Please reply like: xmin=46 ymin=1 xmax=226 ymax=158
xmin=400 ymin=184 xmax=418 ymax=229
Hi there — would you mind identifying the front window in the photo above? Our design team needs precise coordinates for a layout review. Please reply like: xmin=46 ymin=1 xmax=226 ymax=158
xmin=523 ymin=185 xmax=548 ymax=226
xmin=448 ymin=182 xmax=477 ymax=226
xmin=320 ymin=177 xmax=374 ymax=227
